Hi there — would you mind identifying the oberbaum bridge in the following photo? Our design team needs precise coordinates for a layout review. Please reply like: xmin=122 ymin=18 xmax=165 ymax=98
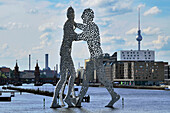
xmin=0 ymin=60 xmax=59 ymax=86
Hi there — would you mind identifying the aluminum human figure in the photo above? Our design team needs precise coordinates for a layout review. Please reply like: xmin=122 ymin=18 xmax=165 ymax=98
xmin=51 ymin=7 xmax=76 ymax=108
xmin=74 ymin=8 xmax=120 ymax=107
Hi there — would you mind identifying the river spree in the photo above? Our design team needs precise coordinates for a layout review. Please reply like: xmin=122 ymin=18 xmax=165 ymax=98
xmin=0 ymin=84 xmax=170 ymax=113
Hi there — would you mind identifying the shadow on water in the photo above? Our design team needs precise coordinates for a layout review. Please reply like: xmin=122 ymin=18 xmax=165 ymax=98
xmin=51 ymin=106 xmax=120 ymax=113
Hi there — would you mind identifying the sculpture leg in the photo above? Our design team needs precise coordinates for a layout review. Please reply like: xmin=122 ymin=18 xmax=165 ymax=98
xmin=59 ymin=71 xmax=68 ymax=106
xmin=51 ymin=75 xmax=66 ymax=108
xmin=71 ymin=85 xmax=76 ymax=105
xmin=76 ymin=60 xmax=93 ymax=107
xmin=72 ymin=85 xmax=76 ymax=98
xmin=96 ymin=56 xmax=120 ymax=107
xmin=64 ymin=60 xmax=76 ymax=107
xmin=60 ymin=76 xmax=76 ymax=106
xmin=51 ymin=60 xmax=66 ymax=108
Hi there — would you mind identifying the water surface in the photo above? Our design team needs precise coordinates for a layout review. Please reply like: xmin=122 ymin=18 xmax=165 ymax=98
xmin=0 ymin=84 xmax=170 ymax=113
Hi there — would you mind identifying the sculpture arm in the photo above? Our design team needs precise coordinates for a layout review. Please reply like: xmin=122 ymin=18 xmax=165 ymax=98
xmin=75 ymin=23 xmax=85 ymax=30
xmin=76 ymin=31 xmax=89 ymax=41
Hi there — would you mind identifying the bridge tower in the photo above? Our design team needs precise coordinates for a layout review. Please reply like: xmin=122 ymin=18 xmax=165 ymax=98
xmin=34 ymin=60 xmax=40 ymax=84
xmin=14 ymin=60 xmax=20 ymax=83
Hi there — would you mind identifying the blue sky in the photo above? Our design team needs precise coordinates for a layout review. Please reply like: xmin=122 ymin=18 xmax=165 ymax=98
xmin=0 ymin=0 xmax=170 ymax=71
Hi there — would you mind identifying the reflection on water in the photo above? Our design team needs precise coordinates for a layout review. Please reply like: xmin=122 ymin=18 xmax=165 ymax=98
xmin=0 ymin=84 xmax=170 ymax=113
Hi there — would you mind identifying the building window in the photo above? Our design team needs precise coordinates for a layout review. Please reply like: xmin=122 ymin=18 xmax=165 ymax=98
xmin=139 ymin=66 xmax=143 ymax=68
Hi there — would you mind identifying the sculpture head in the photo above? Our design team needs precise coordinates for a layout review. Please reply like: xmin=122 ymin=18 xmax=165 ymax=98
xmin=67 ymin=6 xmax=75 ymax=20
xmin=81 ymin=8 xmax=94 ymax=24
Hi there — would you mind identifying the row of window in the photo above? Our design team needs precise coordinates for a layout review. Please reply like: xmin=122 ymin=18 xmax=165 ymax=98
xmin=135 ymin=77 xmax=158 ymax=79
xmin=122 ymin=51 xmax=151 ymax=54
xmin=122 ymin=54 xmax=152 ymax=57
xmin=123 ymin=57 xmax=151 ymax=59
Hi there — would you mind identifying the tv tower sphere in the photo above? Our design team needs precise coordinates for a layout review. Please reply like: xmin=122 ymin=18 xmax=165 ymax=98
xmin=136 ymin=30 xmax=142 ymax=41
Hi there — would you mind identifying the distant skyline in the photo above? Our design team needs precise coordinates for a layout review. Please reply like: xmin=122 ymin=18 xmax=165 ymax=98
xmin=0 ymin=0 xmax=170 ymax=70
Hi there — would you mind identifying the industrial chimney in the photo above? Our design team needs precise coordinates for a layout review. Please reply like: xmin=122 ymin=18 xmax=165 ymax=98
xmin=29 ymin=54 xmax=31 ymax=70
xmin=45 ymin=54 xmax=49 ymax=70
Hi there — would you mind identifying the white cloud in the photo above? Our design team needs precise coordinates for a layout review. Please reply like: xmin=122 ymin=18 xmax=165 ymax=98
xmin=55 ymin=3 xmax=66 ymax=8
xmin=143 ymin=27 xmax=160 ymax=35
xmin=80 ymin=0 xmax=105 ymax=7
xmin=0 ymin=51 xmax=11 ymax=58
xmin=126 ymin=27 xmax=161 ymax=35
xmin=1 ymin=43 xmax=9 ymax=50
xmin=56 ymin=39 xmax=61 ymax=43
xmin=112 ymin=0 xmax=132 ymax=12
xmin=126 ymin=28 xmax=137 ymax=35
xmin=27 ymin=8 xmax=38 ymax=14
xmin=156 ymin=51 xmax=170 ymax=63
xmin=80 ymin=0 xmax=133 ymax=16
xmin=137 ymin=4 xmax=145 ymax=9
xmin=16 ymin=49 xmax=30 ymax=59
xmin=35 ymin=22 xmax=59 ymax=50
xmin=152 ymin=35 xmax=170 ymax=49
xmin=144 ymin=6 xmax=161 ymax=16
xmin=101 ymin=36 xmax=122 ymax=43
xmin=38 ymin=23 xmax=57 ymax=32
xmin=32 ymin=45 xmax=44 ymax=50
xmin=33 ymin=33 xmax=52 ymax=50
xmin=40 ymin=32 xmax=50 ymax=39
xmin=125 ymin=41 xmax=137 ymax=47
xmin=1 ymin=22 xmax=29 ymax=30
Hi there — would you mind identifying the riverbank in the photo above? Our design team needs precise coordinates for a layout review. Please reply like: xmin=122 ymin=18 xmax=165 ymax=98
xmin=88 ymin=83 xmax=167 ymax=90
xmin=113 ymin=85 xmax=166 ymax=90
xmin=6 ymin=86 xmax=54 ymax=97
xmin=5 ymin=84 xmax=168 ymax=93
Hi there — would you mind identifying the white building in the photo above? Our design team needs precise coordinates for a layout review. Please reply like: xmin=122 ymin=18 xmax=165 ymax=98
xmin=118 ymin=49 xmax=155 ymax=61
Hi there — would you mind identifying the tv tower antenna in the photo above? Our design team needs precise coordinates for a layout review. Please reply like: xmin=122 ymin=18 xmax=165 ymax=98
xmin=136 ymin=8 xmax=143 ymax=51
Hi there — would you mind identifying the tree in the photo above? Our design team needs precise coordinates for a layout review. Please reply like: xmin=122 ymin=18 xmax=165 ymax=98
xmin=0 ymin=72 xmax=7 ymax=78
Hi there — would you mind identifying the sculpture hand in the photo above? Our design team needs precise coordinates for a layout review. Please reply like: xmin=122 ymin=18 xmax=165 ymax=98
xmin=74 ymin=22 xmax=77 ymax=28
xmin=70 ymin=33 xmax=77 ymax=41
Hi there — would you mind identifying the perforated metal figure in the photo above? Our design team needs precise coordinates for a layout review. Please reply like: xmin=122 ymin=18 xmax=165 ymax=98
xmin=51 ymin=7 xmax=76 ymax=108
xmin=74 ymin=8 xmax=120 ymax=107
